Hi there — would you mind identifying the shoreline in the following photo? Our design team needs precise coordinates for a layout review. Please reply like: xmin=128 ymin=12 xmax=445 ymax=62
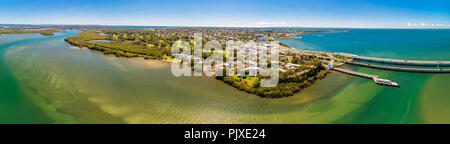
xmin=0 ymin=28 xmax=371 ymax=124
xmin=60 ymin=28 xmax=448 ymax=99
xmin=62 ymin=28 xmax=336 ymax=98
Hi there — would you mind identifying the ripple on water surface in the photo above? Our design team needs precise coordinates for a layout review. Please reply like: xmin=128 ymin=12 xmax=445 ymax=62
xmin=2 ymin=30 xmax=384 ymax=123
xmin=4 ymin=29 xmax=448 ymax=124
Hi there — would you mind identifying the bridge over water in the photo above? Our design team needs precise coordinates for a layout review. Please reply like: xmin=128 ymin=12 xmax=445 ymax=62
xmin=343 ymin=60 xmax=450 ymax=73
xmin=317 ymin=52 xmax=450 ymax=73
xmin=340 ymin=54 xmax=450 ymax=67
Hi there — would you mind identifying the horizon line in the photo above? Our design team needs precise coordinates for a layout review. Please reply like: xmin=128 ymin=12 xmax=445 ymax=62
xmin=1 ymin=23 xmax=449 ymax=29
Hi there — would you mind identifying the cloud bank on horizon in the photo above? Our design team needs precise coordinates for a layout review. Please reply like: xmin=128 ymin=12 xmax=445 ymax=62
xmin=0 ymin=0 xmax=448 ymax=28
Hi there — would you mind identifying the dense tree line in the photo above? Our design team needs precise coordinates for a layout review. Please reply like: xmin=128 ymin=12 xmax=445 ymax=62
xmin=65 ymin=31 xmax=165 ymax=59
xmin=0 ymin=28 xmax=58 ymax=36
xmin=216 ymin=63 xmax=329 ymax=98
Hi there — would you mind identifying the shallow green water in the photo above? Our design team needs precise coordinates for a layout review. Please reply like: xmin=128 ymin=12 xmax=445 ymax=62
xmin=0 ymin=29 xmax=384 ymax=124
xmin=277 ymin=29 xmax=450 ymax=123
xmin=0 ymin=29 xmax=448 ymax=123
xmin=0 ymin=34 xmax=52 ymax=123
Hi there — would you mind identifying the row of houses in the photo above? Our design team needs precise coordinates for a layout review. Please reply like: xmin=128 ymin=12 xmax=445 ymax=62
xmin=172 ymin=53 xmax=303 ymax=75
xmin=171 ymin=41 xmax=304 ymax=75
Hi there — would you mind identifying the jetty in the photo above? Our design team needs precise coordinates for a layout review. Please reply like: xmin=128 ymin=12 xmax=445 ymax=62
xmin=331 ymin=67 xmax=377 ymax=79
xmin=311 ymin=52 xmax=450 ymax=73
xmin=331 ymin=67 xmax=399 ymax=87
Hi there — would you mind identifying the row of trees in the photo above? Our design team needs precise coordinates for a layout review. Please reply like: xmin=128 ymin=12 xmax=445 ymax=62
xmin=0 ymin=28 xmax=58 ymax=36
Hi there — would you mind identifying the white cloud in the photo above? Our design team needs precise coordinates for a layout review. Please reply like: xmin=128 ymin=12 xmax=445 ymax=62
xmin=255 ymin=21 xmax=288 ymax=26
xmin=407 ymin=22 xmax=450 ymax=27
xmin=256 ymin=22 xmax=271 ymax=25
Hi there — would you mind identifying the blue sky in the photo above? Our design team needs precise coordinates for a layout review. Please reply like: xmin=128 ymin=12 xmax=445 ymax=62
xmin=0 ymin=0 xmax=448 ymax=28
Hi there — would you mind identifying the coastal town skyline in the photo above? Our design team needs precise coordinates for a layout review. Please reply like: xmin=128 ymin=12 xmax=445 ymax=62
xmin=1 ymin=0 xmax=449 ymax=28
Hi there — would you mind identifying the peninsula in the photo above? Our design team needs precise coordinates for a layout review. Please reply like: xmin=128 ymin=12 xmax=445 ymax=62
xmin=62 ymin=27 xmax=345 ymax=98
xmin=0 ymin=27 xmax=58 ymax=36
xmin=0 ymin=25 xmax=347 ymax=98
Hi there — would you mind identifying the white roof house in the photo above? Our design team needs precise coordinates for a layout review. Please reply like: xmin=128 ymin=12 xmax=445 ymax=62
xmin=245 ymin=67 xmax=261 ymax=73
xmin=285 ymin=63 xmax=302 ymax=69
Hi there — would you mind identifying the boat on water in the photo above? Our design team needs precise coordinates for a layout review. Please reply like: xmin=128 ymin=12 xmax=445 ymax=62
xmin=373 ymin=77 xmax=399 ymax=87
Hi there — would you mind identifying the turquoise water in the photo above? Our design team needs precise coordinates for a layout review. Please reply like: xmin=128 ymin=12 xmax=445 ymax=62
xmin=1 ymin=29 xmax=379 ymax=124
xmin=278 ymin=29 xmax=450 ymax=60
xmin=0 ymin=29 xmax=449 ymax=123
xmin=278 ymin=29 xmax=450 ymax=123
xmin=0 ymin=34 xmax=55 ymax=123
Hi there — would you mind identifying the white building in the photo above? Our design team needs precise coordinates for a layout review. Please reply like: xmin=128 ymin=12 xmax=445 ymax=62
xmin=285 ymin=63 xmax=302 ymax=69
xmin=245 ymin=67 xmax=261 ymax=73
